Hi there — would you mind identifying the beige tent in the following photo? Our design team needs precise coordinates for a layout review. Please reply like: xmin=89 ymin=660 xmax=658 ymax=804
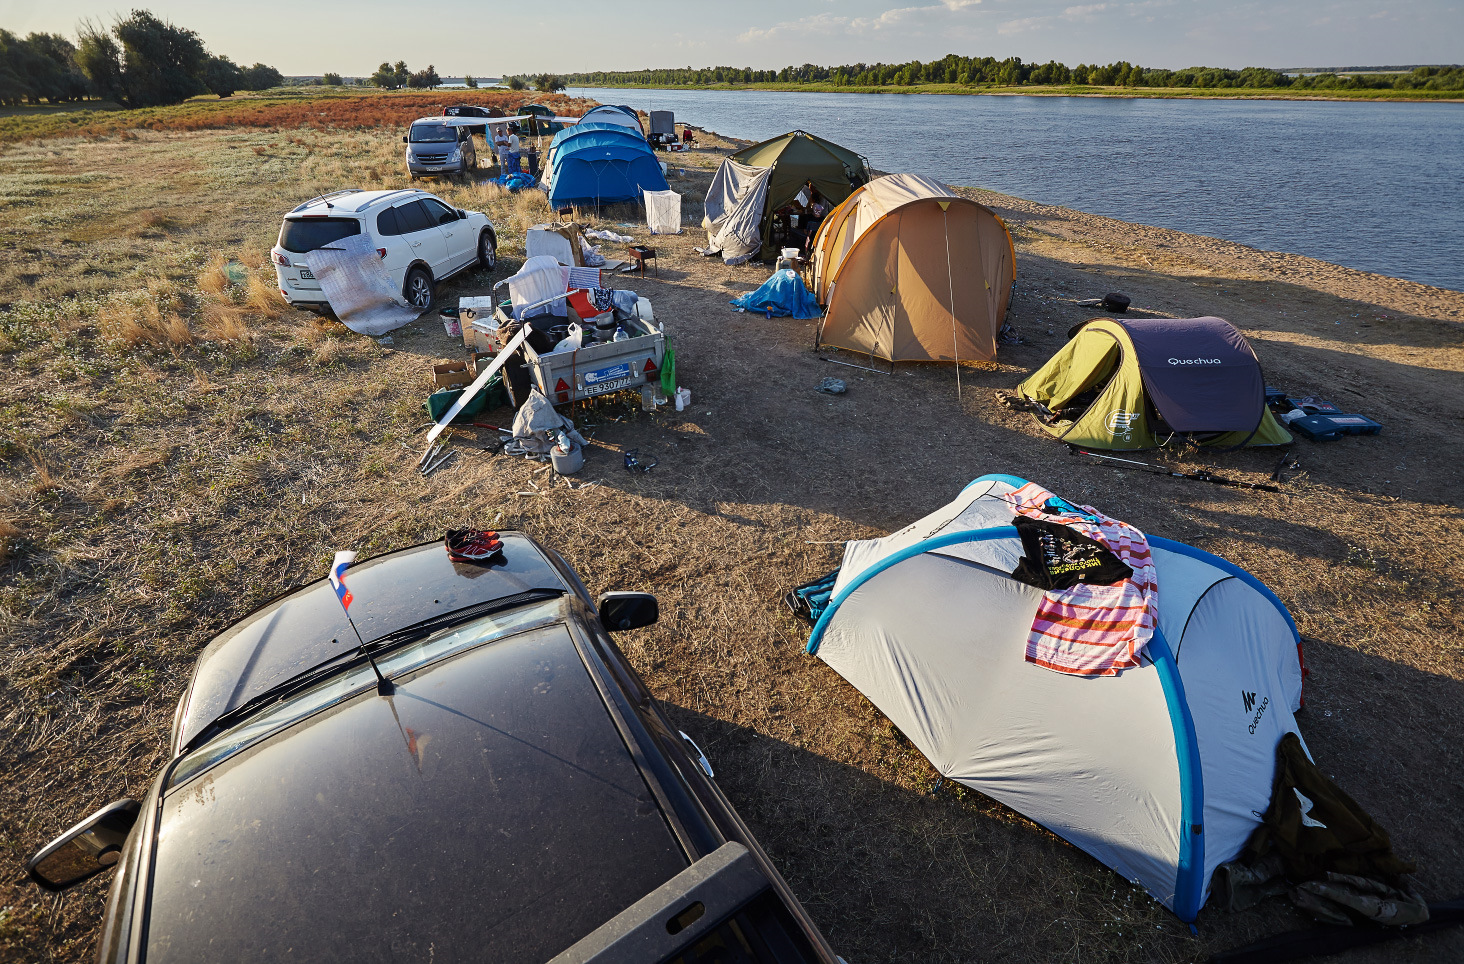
xmin=812 ymin=174 xmax=1016 ymax=364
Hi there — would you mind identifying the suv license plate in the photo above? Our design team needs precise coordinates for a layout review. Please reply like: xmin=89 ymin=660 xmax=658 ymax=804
xmin=297 ymin=268 xmax=315 ymax=280
xmin=584 ymin=377 xmax=633 ymax=397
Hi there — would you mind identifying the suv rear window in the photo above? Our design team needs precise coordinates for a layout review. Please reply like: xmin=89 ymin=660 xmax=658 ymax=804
xmin=279 ymin=217 xmax=361 ymax=254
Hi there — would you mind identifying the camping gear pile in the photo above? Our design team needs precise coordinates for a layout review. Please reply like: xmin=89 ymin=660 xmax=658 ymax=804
xmin=648 ymin=110 xmax=676 ymax=148
xmin=1266 ymin=387 xmax=1383 ymax=442
xmin=1007 ymin=316 xmax=1294 ymax=450
xmin=701 ymin=130 xmax=870 ymax=264
xmin=488 ymin=256 xmax=671 ymax=412
xmin=810 ymin=174 xmax=1016 ymax=365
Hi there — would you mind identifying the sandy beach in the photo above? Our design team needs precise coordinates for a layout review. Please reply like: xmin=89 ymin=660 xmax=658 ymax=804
xmin=1 ymin=113 xmax=1461 ymax=962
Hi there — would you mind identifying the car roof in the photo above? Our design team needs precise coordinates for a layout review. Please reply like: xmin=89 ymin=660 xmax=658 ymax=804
xmin=288 ymin=189 xmax=424 ymax=217
xmin=149 ymin=620 xmax=689 ymax=962
xmin=175 ymin=535 xmax=572 ymax=751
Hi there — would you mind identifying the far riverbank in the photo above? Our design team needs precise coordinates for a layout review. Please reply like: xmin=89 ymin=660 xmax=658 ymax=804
xmin=572 ymin=80 xmax=1463 ymax=103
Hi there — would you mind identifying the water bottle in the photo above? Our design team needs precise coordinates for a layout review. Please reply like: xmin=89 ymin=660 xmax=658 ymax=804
xmin=613 ymin=327 xmax=629 ymax=342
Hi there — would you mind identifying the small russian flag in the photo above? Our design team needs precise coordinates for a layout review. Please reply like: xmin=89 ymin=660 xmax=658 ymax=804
xmin=329 ymin=550 xmax=357 ymax=613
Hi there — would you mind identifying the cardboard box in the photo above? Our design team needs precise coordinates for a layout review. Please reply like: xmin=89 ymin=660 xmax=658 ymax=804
xmin=432 ymin=360 xmax=471 ymax=390
xmin=470 ymin=351 xmax=497 ymax=377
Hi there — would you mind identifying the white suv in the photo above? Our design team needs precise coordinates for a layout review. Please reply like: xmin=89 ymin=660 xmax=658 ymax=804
xmin=272 ymin=188 xmax=497 ymax=313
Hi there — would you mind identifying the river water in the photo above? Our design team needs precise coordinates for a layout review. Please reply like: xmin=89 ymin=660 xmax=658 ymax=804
xmin=569 ymin=87 xmax=1464 ymax=292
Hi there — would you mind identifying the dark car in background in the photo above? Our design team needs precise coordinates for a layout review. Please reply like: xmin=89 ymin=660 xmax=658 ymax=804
xmin=27 ymin=534 xmax=841 ymax=963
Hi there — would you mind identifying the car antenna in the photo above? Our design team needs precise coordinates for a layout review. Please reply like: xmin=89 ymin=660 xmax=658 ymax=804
xmin=329 ymin=551 xmax=394 ymax=695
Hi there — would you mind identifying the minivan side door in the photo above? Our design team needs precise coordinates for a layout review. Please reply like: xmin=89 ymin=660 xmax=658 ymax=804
xmin=390 ymin=199 xmax=452 ymax=276
xmin=418 ymin=196 xmax=474 ymax=274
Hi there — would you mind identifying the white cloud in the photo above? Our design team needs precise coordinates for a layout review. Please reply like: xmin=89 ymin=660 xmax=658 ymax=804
xmin=739 ymin=0 xmax=982 ymax=42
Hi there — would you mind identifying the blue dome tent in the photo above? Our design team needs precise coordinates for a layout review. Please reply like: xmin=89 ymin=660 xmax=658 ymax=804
xmin=546 ymin=126 xmax=668 ymax=209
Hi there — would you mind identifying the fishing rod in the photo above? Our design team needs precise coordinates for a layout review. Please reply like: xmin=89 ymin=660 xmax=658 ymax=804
xmin=1069 ymin=447 xmax=1281 ymax=493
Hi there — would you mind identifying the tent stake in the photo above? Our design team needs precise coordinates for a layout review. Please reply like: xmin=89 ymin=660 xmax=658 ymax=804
xmin=821 ymin=356 xmax=891 ymax=375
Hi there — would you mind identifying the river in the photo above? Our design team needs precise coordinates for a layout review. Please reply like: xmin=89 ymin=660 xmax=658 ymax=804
xmin=568 ymin=87 xmax=1464 ymax=292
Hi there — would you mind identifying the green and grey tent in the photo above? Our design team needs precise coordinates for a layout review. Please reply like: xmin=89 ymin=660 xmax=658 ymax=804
xmin=1016 ymin=316 xmax=1292 ymax=450
xmin=702 ymin=130 xmax=870 ymax=263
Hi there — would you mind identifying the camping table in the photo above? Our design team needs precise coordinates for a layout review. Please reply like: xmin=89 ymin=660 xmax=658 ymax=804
xmin=627 ymin=245 xmax=658 ymax=277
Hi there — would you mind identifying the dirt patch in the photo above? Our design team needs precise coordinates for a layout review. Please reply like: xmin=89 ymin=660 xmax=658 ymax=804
xmin=1 ymin=123 xmax=1461 ymax=964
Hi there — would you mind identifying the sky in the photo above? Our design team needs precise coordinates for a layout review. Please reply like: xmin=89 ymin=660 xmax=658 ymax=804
xmin=3 ymin=0 xmax=1461 ymax=77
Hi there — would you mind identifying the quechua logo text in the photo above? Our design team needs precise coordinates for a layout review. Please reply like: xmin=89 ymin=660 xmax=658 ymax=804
xmin=1242 ymin=690 xmax=1269 ymax=733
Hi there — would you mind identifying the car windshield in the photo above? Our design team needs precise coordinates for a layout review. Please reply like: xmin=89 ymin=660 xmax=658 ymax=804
xmin=410 ymin=123 xmax=456 ymax=143
xmin=169 ymin=596 xmax=565 ymax=789
xmin=278 ymin=217 xmax=360 ymax=254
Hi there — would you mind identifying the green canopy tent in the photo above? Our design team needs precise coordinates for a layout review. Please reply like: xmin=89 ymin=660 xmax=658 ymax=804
xmin=516 ymin=103 xmax=561 ymax=137
xmin=703 ymin=131 xmax=870 ymax=262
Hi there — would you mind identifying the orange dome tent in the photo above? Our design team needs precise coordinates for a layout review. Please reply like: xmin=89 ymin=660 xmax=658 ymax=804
xmin=812 ymin=174 xmax=1016 ymax=365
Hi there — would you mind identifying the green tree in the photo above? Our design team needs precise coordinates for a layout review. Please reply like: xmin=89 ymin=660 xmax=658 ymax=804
xmin=534 ymin=73 xmax=565 ymax=93
xmin=75 ymin=10 xmax=207 ymax=107
xmin=464 ymin=74 xmax=477 ymax=88
xmin=507 ymin=75 xmax=526 ymax=90
xmin=202 ymin=54 xmax=243 ymax=96
xmin=407 ymin=64 xmax=439 ymax=89
xmin=241 ymin=62 xmax=283 ymax=90
xmin=370 ymin=61 xmax=398 ymax=88
xmin=321 ymin=71 xmax=342 ymax=85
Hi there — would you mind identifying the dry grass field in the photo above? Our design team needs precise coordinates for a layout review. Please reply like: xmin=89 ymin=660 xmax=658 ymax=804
xmin=1 ymin=98 xmax=1462 ymax=963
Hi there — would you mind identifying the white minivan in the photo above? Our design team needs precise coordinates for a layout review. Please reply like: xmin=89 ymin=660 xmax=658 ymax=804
xmin=272 ymin=188 xmax=497 ymax=313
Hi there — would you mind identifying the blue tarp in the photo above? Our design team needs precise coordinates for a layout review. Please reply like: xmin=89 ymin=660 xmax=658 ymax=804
xmin=490 ymin=171 xmax=537 ymax=192
xmin=729 ymin=269 xmax=823 ymax=319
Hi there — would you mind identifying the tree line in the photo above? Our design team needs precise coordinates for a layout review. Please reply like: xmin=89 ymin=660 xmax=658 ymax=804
xmin=0 ymin=10 xmax=283 ymax=108
xmin=558 ymin=57 xmax=1464 ymax=92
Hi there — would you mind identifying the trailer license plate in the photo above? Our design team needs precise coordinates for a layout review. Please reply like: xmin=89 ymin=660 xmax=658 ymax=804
xmin=585 ymin=377 xmax=632 ymax=396
xmin=298 ymin=268 xmax=315 ymax=280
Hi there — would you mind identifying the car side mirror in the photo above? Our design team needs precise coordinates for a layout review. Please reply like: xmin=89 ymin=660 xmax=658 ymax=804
xmin=402 ymin=136 xmax=408 ymax=144
xmin=27 ymin=799 xmax=141 ymax=891
xmin=457 ymin=209 xmax=468 ymax=220
xmin=598 ymin=592 xmax=659 ymax=632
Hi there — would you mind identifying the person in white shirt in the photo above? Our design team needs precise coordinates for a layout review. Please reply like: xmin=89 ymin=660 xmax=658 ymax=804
xmin=493 ymin=125 xmax=511 ymax=172
xmin=506 ymin=124 xmax=522 ymax=173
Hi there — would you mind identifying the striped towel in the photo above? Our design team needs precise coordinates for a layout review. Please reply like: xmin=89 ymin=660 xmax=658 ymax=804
xmin=1007 ymin=482 xmax=1158 ymax=677
xmin=567 ymin=266 xmax=602 ymax=290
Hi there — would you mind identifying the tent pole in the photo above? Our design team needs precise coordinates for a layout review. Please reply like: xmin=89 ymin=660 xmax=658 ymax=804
xmin=942 ymin=205 xmax=960 ymax=401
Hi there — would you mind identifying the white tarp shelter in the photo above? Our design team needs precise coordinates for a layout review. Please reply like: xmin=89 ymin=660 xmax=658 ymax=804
xmin=644 ymin=189 xmax=682 ymax=235
xmin=806 ymin=474 xmax=1306 ymax=921
xmin=701 ymin=160 xmax=772 ymax=264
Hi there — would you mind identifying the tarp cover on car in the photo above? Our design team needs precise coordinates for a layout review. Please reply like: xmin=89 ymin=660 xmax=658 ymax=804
xmin=1118 ymin=317 xmax=1265 ymax=433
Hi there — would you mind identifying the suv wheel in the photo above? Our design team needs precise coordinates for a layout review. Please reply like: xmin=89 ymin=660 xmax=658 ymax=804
xmin=478 ymin=232 xmax=497 ymax=271
xmin=404 ymin=267 xmax=434 ymax=309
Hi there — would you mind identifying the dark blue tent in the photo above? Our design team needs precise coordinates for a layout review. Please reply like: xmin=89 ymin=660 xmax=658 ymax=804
xmin=547 ymin=126 xmax=668 ymax=208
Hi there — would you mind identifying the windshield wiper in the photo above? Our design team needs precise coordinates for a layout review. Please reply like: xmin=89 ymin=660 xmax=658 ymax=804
xmin=180 ymin=588 xmax=566 ymax=754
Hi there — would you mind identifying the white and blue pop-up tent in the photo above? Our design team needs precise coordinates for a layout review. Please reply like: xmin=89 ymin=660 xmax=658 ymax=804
xmin=805 ymin=474 xmax=1305 ymax=921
